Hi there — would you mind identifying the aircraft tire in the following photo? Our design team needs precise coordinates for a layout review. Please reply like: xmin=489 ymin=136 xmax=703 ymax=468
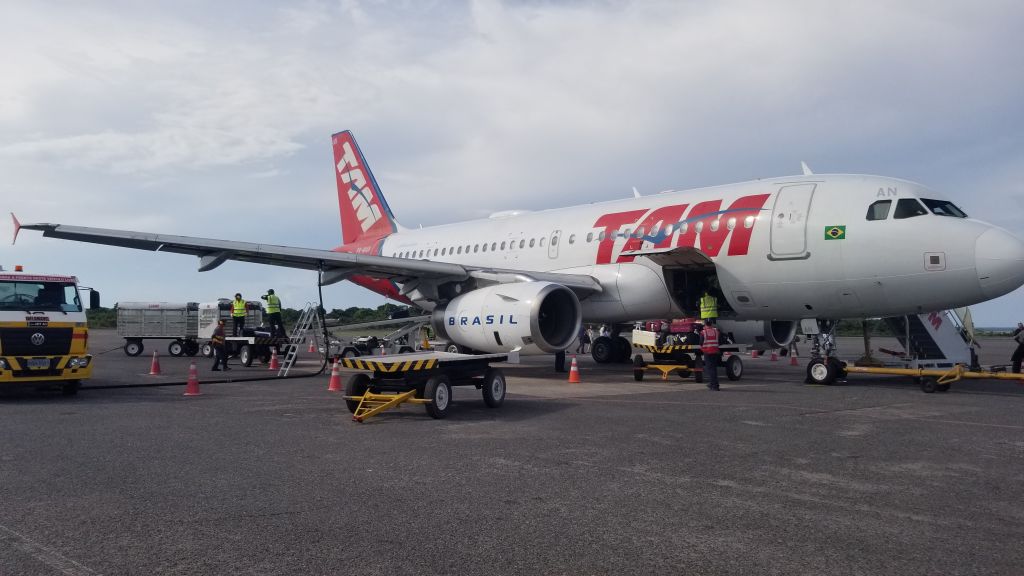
xmin=424 ymin=374 xmax=452 ymax=419
xmin=344 ymin=373 xmax=370 ymax=414
xmin=481 ymin=368 xmax=506 ymax=408
xmin=614 ymin=336 xmax=632 ymax=363
xmin=591 ymin=337 xmax=614 ymax=364
xmin=806 ymin=359 xmax=835 ymax=385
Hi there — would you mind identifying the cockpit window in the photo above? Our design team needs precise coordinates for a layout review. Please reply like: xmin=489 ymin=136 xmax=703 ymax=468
xmin=894 ymin=198 xmax=928 ymax=219
xmin=866 ymin=200 xmax=891 ymax=221
xmin=921 ymin=198 xmax=967 ymax=218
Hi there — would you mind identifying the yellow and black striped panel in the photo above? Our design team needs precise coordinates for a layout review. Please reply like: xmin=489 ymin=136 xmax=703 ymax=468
xmin=341 ymin=357 xmax=438 ymax=373
xmin=635 ymin=344 xmax=699 ymax=353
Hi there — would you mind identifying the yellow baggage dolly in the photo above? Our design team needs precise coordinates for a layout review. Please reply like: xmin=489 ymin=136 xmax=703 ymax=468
xmin=340 ymin=351 xmax=510 ymax=421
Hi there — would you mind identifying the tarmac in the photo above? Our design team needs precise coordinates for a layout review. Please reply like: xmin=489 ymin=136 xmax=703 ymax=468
xmin=1 ymin=330 xmax=1022 ymax=575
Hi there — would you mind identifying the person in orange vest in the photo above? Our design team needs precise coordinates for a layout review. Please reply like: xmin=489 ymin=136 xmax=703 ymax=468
xmin=231 ymin=293 xmax=246 ymax=337
xmin=701 ymin=319 xmax=720 ymax=390
xmin=211 ymin=319 xmax=230 ymax=371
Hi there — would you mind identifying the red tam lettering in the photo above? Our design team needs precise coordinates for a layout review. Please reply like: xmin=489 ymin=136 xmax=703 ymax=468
xmin=592 ymin=209 xmax=647 ymax=265
xmin=675 ymin=194 xmax=770 ymax=257
xmin=616 ymin=204 xmax=689 ymax=263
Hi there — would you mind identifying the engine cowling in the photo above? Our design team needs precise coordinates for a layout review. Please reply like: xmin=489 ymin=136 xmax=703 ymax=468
xmin=432 ymin=282 xmax=581 ymax=355
xmin=716 ymin=319 xmax=798 ymax=350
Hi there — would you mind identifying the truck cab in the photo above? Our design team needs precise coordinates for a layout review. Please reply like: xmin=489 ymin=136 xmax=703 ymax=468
xmin=0 ymin=267 xmax=99 ymax=394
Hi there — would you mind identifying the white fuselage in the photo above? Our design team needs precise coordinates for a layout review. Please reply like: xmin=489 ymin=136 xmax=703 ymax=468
xmin=376 ymin=174 xmax=1023 ymax=323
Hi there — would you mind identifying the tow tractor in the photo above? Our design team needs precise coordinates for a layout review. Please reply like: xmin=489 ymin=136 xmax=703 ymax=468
xmin=340 ymin=350 xmax=514 ymax=421
xmin=630 ymin=325 xmax=745 ymax=382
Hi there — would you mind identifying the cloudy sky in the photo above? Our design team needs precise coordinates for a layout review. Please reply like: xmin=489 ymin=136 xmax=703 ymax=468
xmin=2 ymin=0 xmax=1022 ymax=326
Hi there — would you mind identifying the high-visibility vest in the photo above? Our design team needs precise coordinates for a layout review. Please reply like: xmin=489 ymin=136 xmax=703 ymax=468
xmin=265 ymin=294 xmax=281 ymax=314
xmin=701 ymin=326 xmax=720 ymax=354
xmin=232 ymin=299 xmax=246 ymax=317
xmin=700 ymin=294 xmax=718 ymax=319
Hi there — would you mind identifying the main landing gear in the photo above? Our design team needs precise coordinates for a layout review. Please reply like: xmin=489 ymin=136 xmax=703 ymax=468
xmin=591 ymin=331 xmax=632 ymax=364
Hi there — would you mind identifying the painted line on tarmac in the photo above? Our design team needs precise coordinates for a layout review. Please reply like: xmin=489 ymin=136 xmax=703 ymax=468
xmin=0 ymin=523 xmax=99 ymax=576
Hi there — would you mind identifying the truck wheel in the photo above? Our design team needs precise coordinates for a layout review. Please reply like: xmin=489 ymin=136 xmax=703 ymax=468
xmin=344 ymin=373 xmax=371 ymax=414
xmin=61 ymin=380 xmax=80 ymax=396
xmin=481 ymin=368 xmax=506 ymax=408
xmin=341 ymin=348 xmax=359 ymax=359
xmin=239 ymin=345 xmax=254 ymax=367
xmin=591 ymin=336 xmax=614 ymax=364
xmin=726 ymin=355 xmax=743 ymax=381
xmin=168 ymin=340 xmax=184 ymax=357
xmin=124 ymin=340 xmax=144 ymax=357
xmin=806 ymin=359 xmax=835 ymax=385
xmin=424 ymin=374 xmax=453 ymax=419
xmin=201 ymin=343 xmax=213 ymax=358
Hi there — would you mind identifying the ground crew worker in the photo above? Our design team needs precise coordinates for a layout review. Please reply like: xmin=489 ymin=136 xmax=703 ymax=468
xmin=231 ymin=293 xmax=246 ymax=336
xmin=701 ymin=319 xmax=720 ymax=390
xmin=211 ymin=319 xmax=230 ymax=371
xmin=1012 ymin=322 xmax=1024 ymax=373
xmin=262 ymin=289 xmax=284 ymax=337
xmin=699 ymin=288 xmax=718 ymax=321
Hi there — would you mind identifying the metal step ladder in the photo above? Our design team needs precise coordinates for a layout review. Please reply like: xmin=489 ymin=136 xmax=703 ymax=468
xmin=883 ymin=310 xmax=973 ymax=368
xmin=277 ymin=303 xmax=325 ymax=377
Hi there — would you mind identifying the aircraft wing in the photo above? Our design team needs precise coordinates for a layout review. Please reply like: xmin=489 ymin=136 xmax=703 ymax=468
xmin=14 ymin=220 xmax=604 ymax=295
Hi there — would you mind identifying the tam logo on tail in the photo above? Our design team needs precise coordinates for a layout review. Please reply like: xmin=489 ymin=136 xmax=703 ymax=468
xmin=332 ymin=131 xmax=398 ymax=245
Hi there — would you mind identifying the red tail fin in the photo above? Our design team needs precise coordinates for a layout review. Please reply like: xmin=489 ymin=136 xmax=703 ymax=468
xmin=332 ymin=131 xmax=399 ymax=245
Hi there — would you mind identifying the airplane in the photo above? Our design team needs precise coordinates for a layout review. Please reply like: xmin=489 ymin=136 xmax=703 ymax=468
xmin=14 ymin=130 xmax=1024 ymax=383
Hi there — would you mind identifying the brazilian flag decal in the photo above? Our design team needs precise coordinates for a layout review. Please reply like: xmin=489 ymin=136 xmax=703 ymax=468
xmin=825 ymin=226 xmax=846 ymax=240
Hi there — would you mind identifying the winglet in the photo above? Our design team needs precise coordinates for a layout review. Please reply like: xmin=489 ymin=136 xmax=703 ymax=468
xmin=632 ymin=186 xmax=641 ymax=198
xmin=10 ymin=213 xmax=21 ymax=245
xmin=801 ymin=161 xmax=813 ymax=176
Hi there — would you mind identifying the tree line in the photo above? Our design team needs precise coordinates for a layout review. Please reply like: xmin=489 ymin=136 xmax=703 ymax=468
xmin=85 ymin=303 xmax=416 ymax=329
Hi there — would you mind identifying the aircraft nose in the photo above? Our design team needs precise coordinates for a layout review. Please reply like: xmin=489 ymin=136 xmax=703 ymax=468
xmin=976 ymin=227 xmax=1024 ymax=299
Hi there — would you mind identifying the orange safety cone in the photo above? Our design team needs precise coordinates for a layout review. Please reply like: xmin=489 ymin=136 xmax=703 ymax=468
xmin=268 ymin=348 xmax=281 ymax=370
xmin=568 ymin=355 xmax=581 ymax=383
xmin=308 ymin=339 xmax=316 ymax=353
xmin=184 ymin=361 xmax=201 ymax=396
xmin=770 ymin=349 xmax=779 ymax=361
xmin=327 ymin=358 xmax=343 ymax=392
xmin=789 ymin=349 xmax=799 ymax=366
xmin=149 ymin=351 xmax=162 ymax=375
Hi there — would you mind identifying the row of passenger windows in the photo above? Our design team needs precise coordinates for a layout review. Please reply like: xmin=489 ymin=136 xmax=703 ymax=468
xmin=866 ymin=198 xmax=967 ymax=221
xmin=393 ymin=215 xmax=760 ymax=259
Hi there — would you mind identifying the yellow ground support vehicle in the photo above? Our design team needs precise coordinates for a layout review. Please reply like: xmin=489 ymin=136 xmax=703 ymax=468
xmin=0 ymin=267 xmax=99 ymax=395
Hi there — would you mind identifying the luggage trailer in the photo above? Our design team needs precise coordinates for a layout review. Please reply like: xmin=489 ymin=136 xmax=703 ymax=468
xmin=340 ymin=351 xmax=512 ymax=421
xmin=630 ymin=329 xmax=746 ymax=382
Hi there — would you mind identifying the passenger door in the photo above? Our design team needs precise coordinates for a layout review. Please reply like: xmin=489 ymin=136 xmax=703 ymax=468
xmin=769 ymin=183 xmax=816 ymax=260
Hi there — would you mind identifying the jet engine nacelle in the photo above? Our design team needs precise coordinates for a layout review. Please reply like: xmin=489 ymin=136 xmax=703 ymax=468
xmin=716 ymin=319 xmax=798 ymax=350
xmin=432 ymin=282 xmax=582 ymax=355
